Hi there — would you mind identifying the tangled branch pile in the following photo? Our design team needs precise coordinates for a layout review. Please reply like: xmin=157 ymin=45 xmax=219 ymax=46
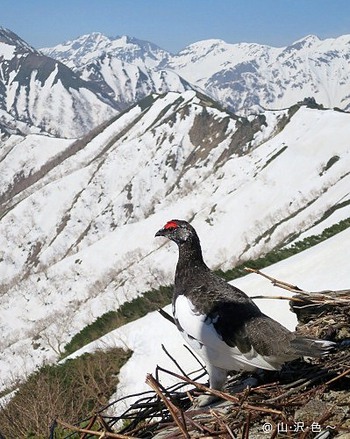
xmin=53 ymin=271 xmax=350 ymax=439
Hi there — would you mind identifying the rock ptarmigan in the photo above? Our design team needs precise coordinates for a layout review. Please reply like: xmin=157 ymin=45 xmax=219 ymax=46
xmin=155 ymin=219 xmax=335 ymax=406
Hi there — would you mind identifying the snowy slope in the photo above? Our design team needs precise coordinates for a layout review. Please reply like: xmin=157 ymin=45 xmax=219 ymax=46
xmin=4 ymin=28 xmax=350 ymax=140
xmin=77 ymin=55 xmax=193 ymax=110
xmin=167 ymin=34 xmax=350 ymax=113
xmin=43 ymin=33 xmax=350 ymax=115
xmin=69 ymin=228 xmax=350 ymax=412
xmin=41 ymin=33 xmax=171 ymax=70
xmin=42 ymin=33 xmax=193 ymax=113
xmin=0 ymin=27 xmax=117 ymax=138
xmin=0 ymin=90 xmax=350 ymax=391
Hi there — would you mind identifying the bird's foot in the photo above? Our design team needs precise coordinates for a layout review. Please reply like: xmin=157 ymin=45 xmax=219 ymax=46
xmin=227 ymin=375 xmax=259 ymax=393
xmin=192 ymin=393 xmax=221 ymax=407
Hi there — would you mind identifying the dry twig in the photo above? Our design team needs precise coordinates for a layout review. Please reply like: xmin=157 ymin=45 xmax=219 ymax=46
xmin=245 ymin=267 xmax=350 ymax=305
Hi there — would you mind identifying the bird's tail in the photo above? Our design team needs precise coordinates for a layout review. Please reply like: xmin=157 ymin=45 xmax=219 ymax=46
xmin=291 ymin=337 xmax=336 ymax=358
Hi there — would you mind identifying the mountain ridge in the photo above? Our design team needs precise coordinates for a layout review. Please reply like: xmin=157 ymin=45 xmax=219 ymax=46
xmin=3 ymin=27 xmax=350 ymax=139
xmin=42 ymin=32 xmax=350 ymax=115
xmin=0 ymin=27 xmax=118 ymax=138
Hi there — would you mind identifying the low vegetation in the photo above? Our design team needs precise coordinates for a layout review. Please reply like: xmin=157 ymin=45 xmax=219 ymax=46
xmin=0 ymin=348 xmax=131 ymax=438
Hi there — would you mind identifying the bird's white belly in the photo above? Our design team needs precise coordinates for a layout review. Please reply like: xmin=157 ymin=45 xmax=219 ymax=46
xmin=180 ymin=324 xmax=246 ymax=371
xmin=173 ymin=295 xmax=252 ymax=371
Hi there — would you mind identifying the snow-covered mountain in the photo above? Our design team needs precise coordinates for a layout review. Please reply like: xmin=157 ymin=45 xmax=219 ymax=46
xmin=4 ymin=27 xmax=350 ymax=139
xmin=43 ymin=32 xmax=350 ymax=115
xmin=168 ymin=34 xmax=350 ymax=114
xmin=1 ymin=89 xmax=350 ymax=391
xmin=0 ymin=27 xmax=117 ymax=138
xmin=40 ymin=32 xmax=171 ymax=70
xmin=41 ymin=32 xmax=193 ymax=113
xmin=3 ymin=26 xmax=350 ymax=140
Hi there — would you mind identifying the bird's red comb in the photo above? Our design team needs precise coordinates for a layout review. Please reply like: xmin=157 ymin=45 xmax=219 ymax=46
xmin=164 ymin=220 xmax=179 ymax=229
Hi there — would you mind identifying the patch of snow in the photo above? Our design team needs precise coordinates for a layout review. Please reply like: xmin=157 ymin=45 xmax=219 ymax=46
xmin=0 ymin=42 xmax=15 ymax=60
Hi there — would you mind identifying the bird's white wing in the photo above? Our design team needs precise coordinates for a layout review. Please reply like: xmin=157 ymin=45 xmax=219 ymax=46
xmin=174 ymin=294 xmax=279 ymax=371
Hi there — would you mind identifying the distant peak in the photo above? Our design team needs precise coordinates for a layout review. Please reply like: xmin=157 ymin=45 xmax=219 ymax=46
xmin=54 ymin=32 xmax=111 ymax=49
xmin=186 ymin=38 xmax=227 ymax=49
xmin=0 ymin=26 xmax=37 ymax=52
xmin=118 ymin=35 xmax=129 ymax=43
xmin=78 ymin=31 xmax=109 ymax=40
xmin=291 ymin=34 xmax=320 ymax=47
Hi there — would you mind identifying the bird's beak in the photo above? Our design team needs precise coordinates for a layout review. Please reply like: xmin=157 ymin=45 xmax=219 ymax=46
xmin=155 ymin=228 xmax=166 ymax=237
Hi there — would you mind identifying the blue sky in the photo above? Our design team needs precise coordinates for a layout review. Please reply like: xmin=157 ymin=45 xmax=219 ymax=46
xmin=2 ymin=0 xmax=350 ymax=52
